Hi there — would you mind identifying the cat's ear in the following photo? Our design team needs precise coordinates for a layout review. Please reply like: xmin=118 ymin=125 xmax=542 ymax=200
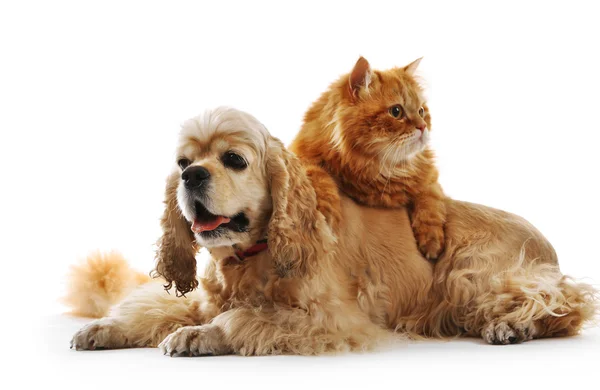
xmin=404 ymin=57 xmax=423 ymax=76
xmin=348 ymin=56 xmax=372 ymax=99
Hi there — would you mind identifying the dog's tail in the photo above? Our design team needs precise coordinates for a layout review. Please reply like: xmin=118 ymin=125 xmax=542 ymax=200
xmin=63 ymin=251 xmax=151 ymax=318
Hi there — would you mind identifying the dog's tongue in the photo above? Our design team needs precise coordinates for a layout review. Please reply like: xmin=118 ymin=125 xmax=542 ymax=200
xmin=191 ymin=216 xmax=231 ymax=233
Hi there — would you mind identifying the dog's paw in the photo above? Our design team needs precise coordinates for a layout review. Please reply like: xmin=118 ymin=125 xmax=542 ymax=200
xmin=482 ymin=321 xmax=537 ymax=345
xmin=70 ymin=318 xmax=127 ymax=351
xmin=159 ymin=325 xmax=231 ymax=357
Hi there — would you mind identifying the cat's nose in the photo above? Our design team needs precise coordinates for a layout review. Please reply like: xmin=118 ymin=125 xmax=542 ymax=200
xmin=416 ymin=124 xmax=427 ymax=131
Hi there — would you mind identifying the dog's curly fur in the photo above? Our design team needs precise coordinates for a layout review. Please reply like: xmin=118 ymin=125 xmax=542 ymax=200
xmin=151 ymin=170 xmax=201 ymax=296
xmin=69 ymin=108 xmax=598 ymax=356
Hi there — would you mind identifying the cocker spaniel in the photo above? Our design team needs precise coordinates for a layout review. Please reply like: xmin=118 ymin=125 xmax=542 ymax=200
xmin=69 ymin=107 xmax=597 ymax=356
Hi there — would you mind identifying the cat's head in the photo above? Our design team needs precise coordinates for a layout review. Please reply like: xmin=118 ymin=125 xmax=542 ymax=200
xmin=328 ymin=57 xmax=432 ymax=162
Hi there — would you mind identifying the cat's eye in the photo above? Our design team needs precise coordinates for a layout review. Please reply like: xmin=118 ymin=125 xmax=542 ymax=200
xmin=389 ymin=105 xmax=404 ymax=119
xmin=222 ymin=151 xmax=247 ymax=170
xmin=177 ymin=158 xmax=191 ymax=170
xmin=418 ymin=107 xmax=425 ymax=117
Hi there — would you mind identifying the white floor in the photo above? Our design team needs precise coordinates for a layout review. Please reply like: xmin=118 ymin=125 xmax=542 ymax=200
xmin=23 ymin=314 xmax=600 ymax=390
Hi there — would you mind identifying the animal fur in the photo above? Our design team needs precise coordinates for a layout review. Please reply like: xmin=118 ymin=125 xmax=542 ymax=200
xmin=64 ymin=251 xmax=149 ymax=318
xmin=69 ymin=108 xmax=598 ymax=356
xmin=290 ymin=57 xmax=446 ymax=260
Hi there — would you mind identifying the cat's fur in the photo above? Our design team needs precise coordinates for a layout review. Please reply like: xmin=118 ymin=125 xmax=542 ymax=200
xmin=290 ymin=57 xmax=446 ymax=260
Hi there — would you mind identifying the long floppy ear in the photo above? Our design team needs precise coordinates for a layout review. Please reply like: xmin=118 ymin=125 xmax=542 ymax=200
xmin=266 ymin=137 xmax=336 ymax=277
xmin=151 ymin=171 xmax=200 ymax=296
xmin=348 ymin=56 xmax=372 ymax=99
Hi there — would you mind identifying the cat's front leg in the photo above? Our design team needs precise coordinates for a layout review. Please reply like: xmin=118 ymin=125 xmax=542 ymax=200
xmin=411 ymin=183 xmax=447 ymax=261
xmin=304 ymin=163 xmax=342 ymax=229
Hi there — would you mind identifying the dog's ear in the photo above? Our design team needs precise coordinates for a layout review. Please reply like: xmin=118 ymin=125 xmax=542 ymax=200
xmin=266 ymin=137 xmax=336 ymax=277
xmin=151 ymin=171 xmax=200 ymax=296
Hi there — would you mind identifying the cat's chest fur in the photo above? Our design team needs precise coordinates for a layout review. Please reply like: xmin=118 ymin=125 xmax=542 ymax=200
xmin=327 ymin=149 xmax=437 ymax=208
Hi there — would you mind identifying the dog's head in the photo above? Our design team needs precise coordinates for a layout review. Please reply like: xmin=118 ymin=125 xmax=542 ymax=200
xmin=174 ymin=107 xmax=272 ymax=248
xmin=152 ymin=107 xmax=334 ymax=296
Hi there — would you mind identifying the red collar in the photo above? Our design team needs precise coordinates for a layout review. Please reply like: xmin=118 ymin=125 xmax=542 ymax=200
xmin=229 ymin=239 xmax=268 ymax=262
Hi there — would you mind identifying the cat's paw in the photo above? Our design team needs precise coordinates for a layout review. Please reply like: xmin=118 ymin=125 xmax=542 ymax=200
xmin=414 ymin=224 xmax=445 ymax=261
xmin=70 ymin=318 xmax=127 ymax=350
xmin=482 ymin=321 xmax=537 ymax=345
xmin=159 ymin=325 xmax=231 ymax=357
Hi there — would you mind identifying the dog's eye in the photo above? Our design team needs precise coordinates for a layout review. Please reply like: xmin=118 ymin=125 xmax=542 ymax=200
xmin=177 ymin=158 xmax=191 ymax=170
xmin=222 ymin=152 xmax=247 ymax=170
xmin=418 ymin=107 xmax=425 ymax=117
xmin=389 ymin=105 xmax=404 ymax=119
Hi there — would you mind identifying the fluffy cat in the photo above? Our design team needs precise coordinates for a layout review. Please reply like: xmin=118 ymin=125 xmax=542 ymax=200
xmin=290 ymin=57 xmax=446 ymax=261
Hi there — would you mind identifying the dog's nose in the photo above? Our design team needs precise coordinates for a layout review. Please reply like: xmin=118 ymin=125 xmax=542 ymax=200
xmin=182 ymin=166 xmax=210 ymax=189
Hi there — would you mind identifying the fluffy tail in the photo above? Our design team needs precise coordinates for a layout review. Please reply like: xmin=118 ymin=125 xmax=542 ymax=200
xmin=417 ymin=251 xmax=599 ymax=340
xmin=478 ymin=257 xmax=599 ymax=338
xmin=63 ymin=251 xmax=151 ymax=318
xmin=536 ymin=275 xmax=599 ymax=337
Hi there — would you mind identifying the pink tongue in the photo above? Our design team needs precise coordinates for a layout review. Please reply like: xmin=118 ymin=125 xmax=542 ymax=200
xmin=191 ymin=216 xmax=231 ymax=233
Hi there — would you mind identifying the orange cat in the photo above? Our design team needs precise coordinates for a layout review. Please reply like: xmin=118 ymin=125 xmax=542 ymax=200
xmin=290 ymin=57 xmax=446 ymax=261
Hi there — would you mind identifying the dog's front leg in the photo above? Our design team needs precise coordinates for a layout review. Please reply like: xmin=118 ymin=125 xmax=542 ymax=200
xmin=71 ymin=283 xmax=219 ymax=350
xmin=159 ymin=306 xmax=389 ymax=356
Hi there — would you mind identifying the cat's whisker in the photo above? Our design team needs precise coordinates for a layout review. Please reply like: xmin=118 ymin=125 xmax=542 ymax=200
xmin=382 ymin=152 xmax=399 ymax=197
xmin=381 ymin=141 xmax=404 ymax=198
xmin=382 ymin=142 xmax=400 ymax=175
xmin=372 ymin=143 xmax=394 ymax=183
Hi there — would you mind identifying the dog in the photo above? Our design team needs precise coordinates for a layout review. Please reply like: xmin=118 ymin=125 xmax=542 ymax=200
xmin=69 ymin=107 xmax=597 ymax=356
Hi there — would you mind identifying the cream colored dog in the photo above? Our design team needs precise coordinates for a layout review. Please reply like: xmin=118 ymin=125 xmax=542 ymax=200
xmin=68 ymin=107 xmax=597 ymax=356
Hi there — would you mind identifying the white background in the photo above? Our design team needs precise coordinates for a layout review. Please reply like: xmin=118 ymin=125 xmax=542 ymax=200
xmin=1 ymin=0 xmax=599 ymax=389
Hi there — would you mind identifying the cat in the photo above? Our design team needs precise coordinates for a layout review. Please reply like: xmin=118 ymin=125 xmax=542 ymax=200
xmin=290 ymin=57 xmax=446 ymax=261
